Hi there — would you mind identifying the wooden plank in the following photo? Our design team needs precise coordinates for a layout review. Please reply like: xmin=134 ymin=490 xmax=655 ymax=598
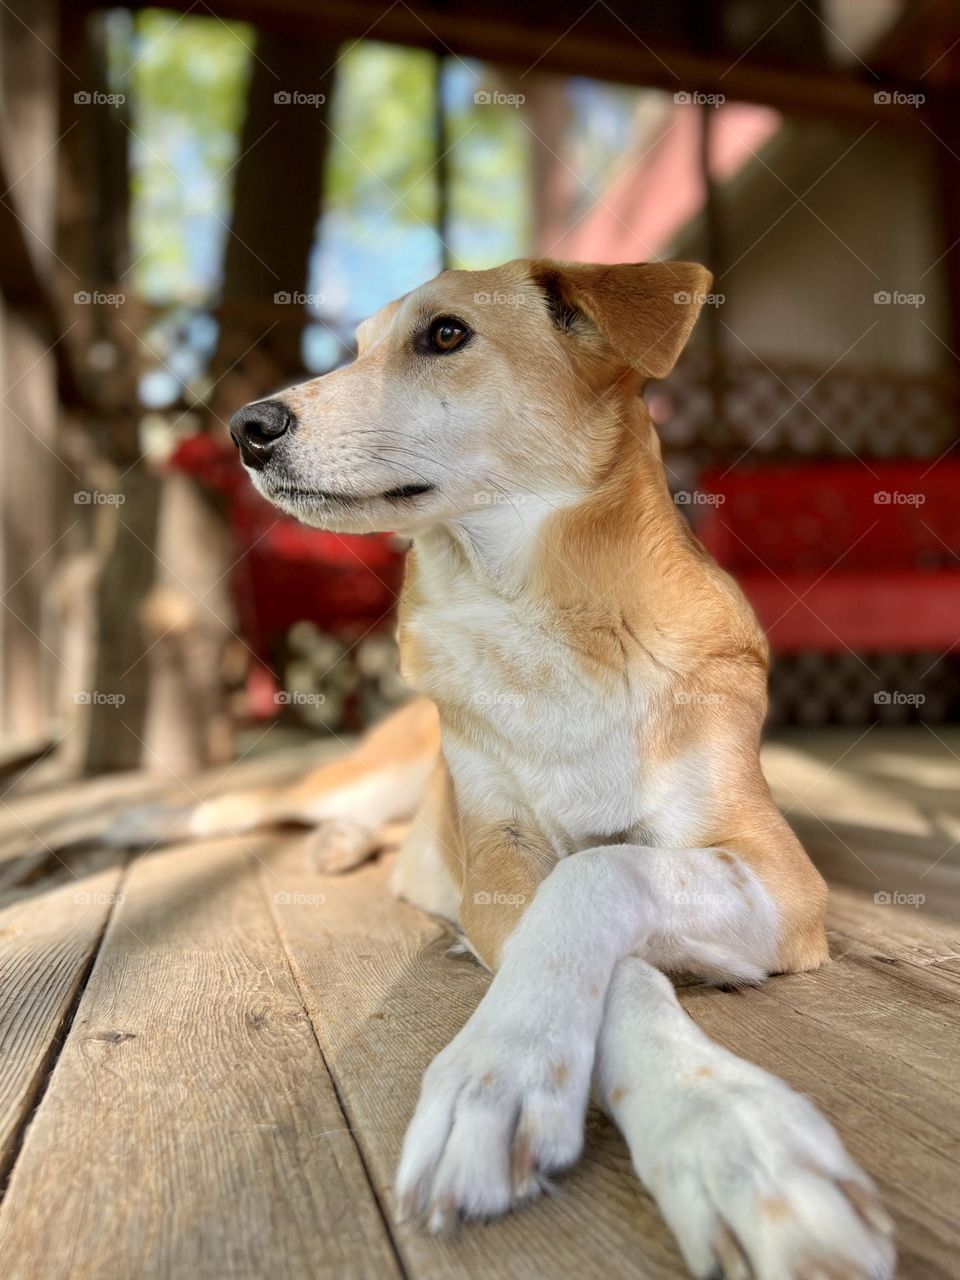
xmin=259 ymin=846 xmax=690 ymax=1280
xmin=0 ymin=868 xmax=123 ymax=1180
xmin=263 ymin=839 xmax=960 ymax=1280
xmin=763 ymin=731 xmax=960 ymax=920
xmin=771 ymin=924 xmax=960 ymax=1092
xmin=0 ymin=835 xmax=402 ymax=1280
xmin=828 ymin=884 xmax=960 ymax=971
xmin=681 ymin=972 xmax=958 ymax=1280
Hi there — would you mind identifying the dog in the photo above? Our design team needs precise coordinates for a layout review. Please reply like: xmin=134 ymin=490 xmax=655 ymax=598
xmin=163 ymin=259 xmax=895 ymax=1278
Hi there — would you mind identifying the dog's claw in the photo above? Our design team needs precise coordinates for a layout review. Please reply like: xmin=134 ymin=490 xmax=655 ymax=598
xmin=711 ymin=1222 xmax=753 ymax=1280
xmin=838 ymin=1178 xmax=894 ymax=1237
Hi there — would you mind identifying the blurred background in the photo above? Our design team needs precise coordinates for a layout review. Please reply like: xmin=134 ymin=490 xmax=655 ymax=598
xmin=2 ymin=0 xmax=960 ymax=783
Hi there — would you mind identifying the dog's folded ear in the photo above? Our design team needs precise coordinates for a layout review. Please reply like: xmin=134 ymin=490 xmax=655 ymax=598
xmin=529 ymin=259 xmax=713 ymax=380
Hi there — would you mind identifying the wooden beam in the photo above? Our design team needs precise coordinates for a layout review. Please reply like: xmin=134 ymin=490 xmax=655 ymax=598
xmin=872 ymin=0 xmax=960 ymax=89
xmin=104 ymin=0 xmax=924 ymax=131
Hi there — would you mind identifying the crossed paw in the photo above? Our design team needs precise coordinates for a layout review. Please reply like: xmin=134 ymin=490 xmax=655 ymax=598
xmin=395 ymin=1017 xmax=593 ymax=1231
xmin=395 ymin=1028 xmax=895 ymax=1280
xmin=643 ymin=1064 xmax=895 ymax=1280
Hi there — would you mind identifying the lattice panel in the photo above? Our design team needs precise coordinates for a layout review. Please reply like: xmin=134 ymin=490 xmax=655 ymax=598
xmin=767 ymin=653 xmax=960 ymax=726
xmin=654 ymin=350 xmax=957 ymax=461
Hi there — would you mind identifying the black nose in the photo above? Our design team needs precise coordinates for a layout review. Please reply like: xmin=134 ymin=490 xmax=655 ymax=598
xmin=229 ymin=399 xmax=295 ymax=470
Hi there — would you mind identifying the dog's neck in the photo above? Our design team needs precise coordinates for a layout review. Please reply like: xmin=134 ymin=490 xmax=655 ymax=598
xmin=409 ymin=401 xmax=684 ymax=607
xmin=429 ymin=492 xmax=567 ymax=590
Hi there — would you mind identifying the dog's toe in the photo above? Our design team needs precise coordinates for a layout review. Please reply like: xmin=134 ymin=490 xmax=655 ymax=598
xmin=304 ymin=818 xmax=379 ymax=873
xmin=643 ymin=1066 xmax=895 ymax=1280
xmin=395 ymin=1024 xmax=589 ymax=1229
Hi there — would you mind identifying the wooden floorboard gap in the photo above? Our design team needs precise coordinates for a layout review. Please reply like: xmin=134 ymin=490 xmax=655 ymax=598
xmin=0 ymin=857 xmax=130 ymax=1198
xmin=254 ymin=854 xmax=413 ymax=1280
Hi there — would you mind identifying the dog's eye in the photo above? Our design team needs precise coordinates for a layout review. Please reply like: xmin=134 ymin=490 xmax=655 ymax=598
xmin=420 ymin=316 xmax=471 ymax=355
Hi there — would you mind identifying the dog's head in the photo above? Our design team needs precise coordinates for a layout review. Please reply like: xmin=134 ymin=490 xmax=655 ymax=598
xmin=229 ymin=259 xmax=711 ymax=533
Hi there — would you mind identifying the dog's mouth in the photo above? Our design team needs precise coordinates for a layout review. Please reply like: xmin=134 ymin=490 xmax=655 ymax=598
xmin=267 ymin=481 xmax=436 ymax=507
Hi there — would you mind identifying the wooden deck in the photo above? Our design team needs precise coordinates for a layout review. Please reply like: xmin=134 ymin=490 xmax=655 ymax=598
xmin=0 ymin=728 xmax=957 ymax=1279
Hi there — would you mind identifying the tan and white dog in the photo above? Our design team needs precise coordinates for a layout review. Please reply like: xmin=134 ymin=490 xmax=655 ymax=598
xmin=190 ymin=260 xmax=893 ymax=1278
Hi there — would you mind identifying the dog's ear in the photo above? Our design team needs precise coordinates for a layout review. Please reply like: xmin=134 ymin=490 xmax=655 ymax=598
xmin=529 ymin=259 xmax=712 ymax=380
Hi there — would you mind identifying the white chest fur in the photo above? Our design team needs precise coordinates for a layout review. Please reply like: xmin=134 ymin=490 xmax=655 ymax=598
xmin=401 ymin=547 xmax=671 ymax=852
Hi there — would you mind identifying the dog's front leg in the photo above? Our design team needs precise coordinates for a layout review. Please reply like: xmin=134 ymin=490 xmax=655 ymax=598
xmin=595 ymin=957 xmax=895 ymax=1279
xmin=396 ymin=842 xmax=895 ymax=1279
xmin=395 ymin=844 xmax=659 ymax=1229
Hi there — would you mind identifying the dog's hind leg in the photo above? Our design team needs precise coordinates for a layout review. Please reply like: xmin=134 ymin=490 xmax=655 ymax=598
xmin=105 ymin=697 xmax=440 ymax=870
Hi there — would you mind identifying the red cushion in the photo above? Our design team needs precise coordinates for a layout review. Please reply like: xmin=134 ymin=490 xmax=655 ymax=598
xmin=697 ymin=460 xmax=960 ymax=573
xmin=735 ymin=569 xmax=960 ymax=653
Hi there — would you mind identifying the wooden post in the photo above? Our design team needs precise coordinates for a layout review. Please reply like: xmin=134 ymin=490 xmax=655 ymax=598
xmin=49 ymin=3 xmax=160 ymax=775
xmin=433 ymin=51 xmax=450 ymax=270
xmin=0 ymin=0 xmax=60 ymax=744
xmin=138 ymin=27 xmax=340 ymax=770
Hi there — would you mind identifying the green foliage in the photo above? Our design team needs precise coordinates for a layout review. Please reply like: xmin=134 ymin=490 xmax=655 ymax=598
xmin=113 ymin=21 xmax=532 ymax=305
xmin=323 ymin=44 xmax=529 ymax=276
xmin=112 ymin=9 xmax=253 ymax=300
xmin=325 ymin=42 xmax=440 ymax=225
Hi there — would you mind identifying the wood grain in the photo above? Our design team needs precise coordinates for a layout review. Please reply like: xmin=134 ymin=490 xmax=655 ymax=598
xmin=0 ymin=726 xmax=956 ymax=1279
xmin=0 ymin=835 xmax=401 ymax=1280
xmin=681 ymin=961 xmax=958 ymax=1278
xmin=259 ymin=843 xmax=691 ymax=1280
xmin=0 ymin=869 xmax=123 ymax=1179
xmin=262 ymin=839 xmax=960 ymax=1280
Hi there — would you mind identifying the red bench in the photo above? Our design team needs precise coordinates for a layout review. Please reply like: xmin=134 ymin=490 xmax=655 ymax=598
xmin=694 ymin=461 xmax=960 ymax=654
xmin=170 ymin=435 xmax=404 ymax=714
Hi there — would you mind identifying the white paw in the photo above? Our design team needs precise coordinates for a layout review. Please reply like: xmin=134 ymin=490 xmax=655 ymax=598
xmin=188 ymin=792 xmax=266 ymax=836
xmin=304 ymin=818 xmax=379 ymax=874
xmin=395 ymin=1019 xmax=591 ymax=1231
xmin=642 ymin=1065 xmax=895 ymax=1280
